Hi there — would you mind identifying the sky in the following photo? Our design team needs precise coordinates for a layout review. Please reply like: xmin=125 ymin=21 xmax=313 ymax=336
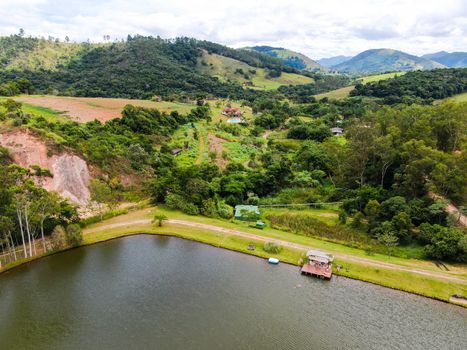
xmin=0 ymin=0 xmax=465 ymax=59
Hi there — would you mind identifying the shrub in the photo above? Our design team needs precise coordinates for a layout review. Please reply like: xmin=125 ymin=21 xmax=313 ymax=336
xmin=217 ymin=201 xmax=234 ymax=219
xmin=50 ymin=225 xmax=67 ymax=251
xmin=66 ymin=224 xmax=83 ymax=247
xmin=263 ymin=242 xmax=282 ymax=254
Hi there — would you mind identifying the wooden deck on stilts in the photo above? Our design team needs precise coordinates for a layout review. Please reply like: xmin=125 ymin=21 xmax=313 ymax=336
xmin=301 ymin=263 xmax=332 ymax=279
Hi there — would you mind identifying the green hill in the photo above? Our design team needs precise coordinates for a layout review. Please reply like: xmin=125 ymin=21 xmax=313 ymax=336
xmin=0 ymin=35 xmax=315 ymax=99
xmin=248 ymin=46 xmax=325 ymax=72
xmin=333 ymin=48 xmax=445 ymax=74
xmin=197 ymin=51 xmax=314 ymax=90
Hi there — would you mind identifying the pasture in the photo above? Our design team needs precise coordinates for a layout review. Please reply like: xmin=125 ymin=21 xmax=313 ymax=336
xmin=14 ymin=95 xmax=195 ymax=122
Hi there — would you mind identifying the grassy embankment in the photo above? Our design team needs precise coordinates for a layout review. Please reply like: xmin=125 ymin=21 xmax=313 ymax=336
xmin=77 ymin=207 xmax=466 ymax=305
xmin=1 ymin=205 xmax=465 ymax=305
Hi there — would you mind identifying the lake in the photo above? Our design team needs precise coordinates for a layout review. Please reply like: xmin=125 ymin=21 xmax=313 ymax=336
xmin=1 ymin=235 xmax=465 ymax=349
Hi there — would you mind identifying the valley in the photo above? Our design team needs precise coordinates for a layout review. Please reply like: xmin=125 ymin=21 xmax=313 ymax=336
xmin=0 ymin=33 xmax=466 ymax=311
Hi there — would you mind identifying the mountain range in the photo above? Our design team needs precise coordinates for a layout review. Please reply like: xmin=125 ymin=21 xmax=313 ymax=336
xmin=248 ymin=46 xmax=467 ymax=74
xmin=318 ymin=49 xmax=467 ymax=74
xmin=421 ymin=51 xmax=467 ymax=68
xmin=329 ymin=48 xmax=445 ymax=74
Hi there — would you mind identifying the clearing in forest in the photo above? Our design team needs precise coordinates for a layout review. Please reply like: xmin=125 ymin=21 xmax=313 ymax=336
xmin=208 ymin=133 xmax=228 ymax=168
xmin=14 ymin=95 xmax=194 ymax=122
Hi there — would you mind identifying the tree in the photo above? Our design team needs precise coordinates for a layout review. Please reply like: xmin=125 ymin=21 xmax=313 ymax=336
xmin=378 ymin=231 xmax=399 ymax=255
xmin=153 ymin=214 xmax=168 ymax=227
xmin=345 ymin=123 xmax=376 ymax=188
xmin=350 ymin=212 xmax=364 ymax=229
xmin=240 ymin=209 xmax=259 ymax=222
xmin=50 ymin=225 xmax=67 ymax=251
xmin=364 ymin=200 xmax=380 ymax=232
xmin=34 ymin=190 xmax=61 ymax=253
xmin=89 ymin=179 xmax=114 ymax=220
xmin=65 ymin=224 xmax=82 ymax=247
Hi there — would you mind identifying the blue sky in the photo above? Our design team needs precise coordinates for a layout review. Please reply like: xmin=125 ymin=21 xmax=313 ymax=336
xmin=0 ymin=0 xmax=465 ymax=59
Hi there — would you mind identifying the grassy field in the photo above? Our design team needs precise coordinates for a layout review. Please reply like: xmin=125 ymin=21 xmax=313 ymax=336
xmin=197 ymin=52 xmax=314 ymax=90
xmin=12 ymin=95 xmax=195 ymax=122
xmin=358 ymin=71 xmax=406 ymax=84
xmin=0 ymin=96 xmax=69 ymax=122
xmin=447 ymin=92 xmax=467 ymax=102
xmin=314 ymin=85 xmax=355 ymax=100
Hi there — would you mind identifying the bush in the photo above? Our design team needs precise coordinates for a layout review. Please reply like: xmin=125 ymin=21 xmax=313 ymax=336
xmin=263 ymin=242 xmax=282 ymax=254
xmin=217 ymin=201 xmax=234 ymax=219
xmin=50 ymin=225 xmax=67 ymax=251
xmin=66 ymin=224 xmax=83 ymax=247
xmin=165 ymin=193 xmax=199 ymax=215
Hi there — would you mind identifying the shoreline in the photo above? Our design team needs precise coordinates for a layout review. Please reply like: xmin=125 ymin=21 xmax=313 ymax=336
xmin=1 ymin=230 xmax=466 ymax=309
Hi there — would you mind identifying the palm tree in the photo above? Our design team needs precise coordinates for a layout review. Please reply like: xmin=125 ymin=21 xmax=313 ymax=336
xmin=153 ymin=214 xmax=168 ymax=227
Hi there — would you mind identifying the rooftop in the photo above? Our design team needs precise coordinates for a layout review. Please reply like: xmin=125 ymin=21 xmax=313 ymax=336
xmin=307 ymin=249 xmax=334 ymax=262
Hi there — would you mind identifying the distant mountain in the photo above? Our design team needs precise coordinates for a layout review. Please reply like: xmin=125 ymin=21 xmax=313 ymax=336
xmin=422 ymin=51 xmax=467 ymax=68
xmin=421 ymin=51 xmax=449 ymax=61
xmin=248 ymin=46 xmax=325 ymax=71
xmin=317 ymin=55 xmax=352 ymax=68
xmin=333 ymin=48 xmax=445 ymax=74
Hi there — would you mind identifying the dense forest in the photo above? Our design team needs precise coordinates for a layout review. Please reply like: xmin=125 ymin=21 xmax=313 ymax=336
xmin=351 ymin=68 xmax=467 ymax=104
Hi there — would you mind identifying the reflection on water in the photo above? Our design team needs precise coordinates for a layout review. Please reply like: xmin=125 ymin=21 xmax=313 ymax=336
xmin=0 ymin=235 xmax=466 ymax=350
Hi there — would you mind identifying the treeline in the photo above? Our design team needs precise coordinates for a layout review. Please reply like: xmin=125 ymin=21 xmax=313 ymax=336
xmin=350 ymin=68 xmax=467 ymax=104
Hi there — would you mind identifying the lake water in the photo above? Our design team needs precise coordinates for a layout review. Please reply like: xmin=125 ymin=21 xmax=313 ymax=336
xmin=1 ymin=235 xmax=465 ymax=350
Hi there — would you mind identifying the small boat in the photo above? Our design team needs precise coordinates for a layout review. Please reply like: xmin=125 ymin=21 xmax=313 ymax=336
xmin=268 ymin=258 xmax=280 ymax=264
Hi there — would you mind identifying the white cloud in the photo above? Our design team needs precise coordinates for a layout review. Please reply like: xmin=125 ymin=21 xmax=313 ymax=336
xmin=0 ymin=0 xmax=465 ymax=58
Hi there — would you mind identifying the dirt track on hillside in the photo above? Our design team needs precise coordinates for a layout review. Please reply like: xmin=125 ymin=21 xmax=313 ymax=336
xmin=85 ymin=218 xmax=467 ymax=284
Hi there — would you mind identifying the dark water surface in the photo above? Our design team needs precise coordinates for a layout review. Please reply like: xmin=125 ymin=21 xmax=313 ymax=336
xmin=0 ymin=235 xmax=465 ymax=350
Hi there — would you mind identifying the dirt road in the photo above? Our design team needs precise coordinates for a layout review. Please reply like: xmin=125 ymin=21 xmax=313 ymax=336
xmin=85 ymin=218 xmax=467 ymax=284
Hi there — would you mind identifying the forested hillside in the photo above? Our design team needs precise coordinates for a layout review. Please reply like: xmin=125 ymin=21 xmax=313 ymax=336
xmin=0 ymin=35 xmax=324 ymax=100
xmin=351 ymin=68 xmax=467 ymax=104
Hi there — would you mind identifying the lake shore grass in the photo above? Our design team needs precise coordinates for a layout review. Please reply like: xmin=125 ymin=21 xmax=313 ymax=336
xmin=1 ymin=206 xmax=466 ymax=307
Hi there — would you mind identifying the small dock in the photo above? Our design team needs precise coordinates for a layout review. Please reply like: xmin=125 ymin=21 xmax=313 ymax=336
xmin=301 ymin=249 xmax=334 ymax=280
xmin=301 ymin=263 xmax=332 ymax=279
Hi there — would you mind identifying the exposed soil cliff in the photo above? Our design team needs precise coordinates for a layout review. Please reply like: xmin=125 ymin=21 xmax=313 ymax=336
xmin=0 ymin=129 xmax=90 ymax=205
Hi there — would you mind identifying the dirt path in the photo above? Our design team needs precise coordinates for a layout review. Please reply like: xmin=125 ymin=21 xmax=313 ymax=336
xmin=428 ymin=192 xmax=467 ymax=227
xmin=85 ymin=218 xmax=467 ymax=284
